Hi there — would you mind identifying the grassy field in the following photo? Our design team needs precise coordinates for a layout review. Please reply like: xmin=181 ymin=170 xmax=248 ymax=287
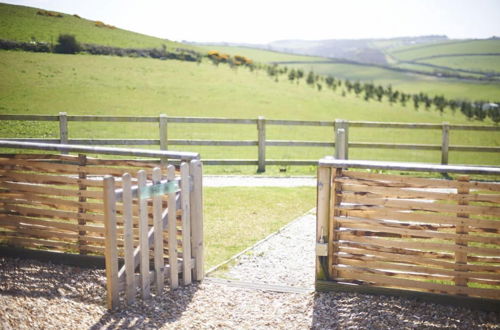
xmin=197 ymin=45 xmax=325 ymax=63
xmin=0 ymin=50 xmax=498 ymax=172
xmin=202 ymin=45 xmax=500 ymax=101
xmin=389 ymin=39 xmax=500 ymax=61
xmin=204 ymin=186 xmax=315 ymax=269
xmin=0 ymin=3 xmax=197 ymax=50
xmin=420 ymin=56 xmax=500 ymax=73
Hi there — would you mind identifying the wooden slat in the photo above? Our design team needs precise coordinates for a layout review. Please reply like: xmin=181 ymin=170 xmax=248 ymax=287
xmin=189 ymin=160 xmax=204 ymax=281
xmin=1 ymin=181 xmax=103 ymax=199
xmin=121 ymin=173 xmax=135 ymax=304
xmin=336 ymin=253 xmax=500 ymax=282
xmin=341 ymin=209 xmax=500 ymax=231
xmin=455 ymin=176 xmax=469 ymax=287
xmin=0 ymin=235 xmax=104 ymax=253
xmin=0 ymin=193 xmax=103 ymax=212
xmin=337 ymin=232 xmax=500 ymax=257
xmin=316 ymin=165 xmax=331 ymax=281
xmin=137 ymin=170 xmax=150 ymax=300
xmin=338 ymin=243 xmax=500 ymax=273
xmin=336 ymin=268 xmax=500 ymax=299
xmin=341 ymin=194 xmax=500 ymax=217
xmin=167 ymin=165 xmax=179 ymax=289
xmin=152 ymin=168 xmax=165 ymax=293
xmin=103 ymin=176 xmax=119 ymax=310
xmin=342 ymin=170 xmax=458 ymax=188
xmin=180 ymin=162 xmax=192 ymax=285
xmin=2 ymin=204 xmax=105 ymax=222
xmin=342 ymin=183 xmax=500 ymax=204
xmin=0 ymin=171 xmax=104 ymax=188
xmin=0 ymin=214 xmax=104 ymax=234
xmin=335 ymin=217 xmax=500 ymax=245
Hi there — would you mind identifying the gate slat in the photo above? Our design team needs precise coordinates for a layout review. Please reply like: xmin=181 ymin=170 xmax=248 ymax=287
xmin=180 ymin=162 xmax=192 ymax=285
xmin=137 ymin=170 xmax=150 ymax=299
xmin=122 ymin=173 xmax=136 ymax=303
xmin=152 ymin=167 xmax=165 ymax=293
xmin=167 ymin=165 xmax=179 ymax=289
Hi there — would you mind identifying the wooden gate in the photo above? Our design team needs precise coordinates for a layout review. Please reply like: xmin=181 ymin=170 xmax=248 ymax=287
xmin=104 ymin=161 xmax=203 ymax=309
xmin=316 ymin=158 xmax=500 ymax=309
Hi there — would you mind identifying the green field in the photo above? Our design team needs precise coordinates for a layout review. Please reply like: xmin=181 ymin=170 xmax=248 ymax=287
xmin=389 ymin=39 xmax=500 ymax=61
xmin=0 ymin=50 xmax=498 ymax=171
xmin=197 ymin=45 xmax=324 ymax=63
xmin=0 ymin=2 xmax=197 ymax=50
xmin=420 ymin=56 xmax=500 ymax=73
xmin=202 ymin=44 xmax=500 ymax=101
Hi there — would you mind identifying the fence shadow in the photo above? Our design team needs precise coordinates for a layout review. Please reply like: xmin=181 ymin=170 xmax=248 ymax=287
xmin=0 ymin=256 xmax=198 ymax=328
xmin=311 ymin=290 xmax=500 ymax=329
xmin=90 ymin=283 xmax=198 ymax=329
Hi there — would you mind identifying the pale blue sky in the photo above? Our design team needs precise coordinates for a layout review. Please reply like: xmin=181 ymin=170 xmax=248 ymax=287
xmin=3 ymin=0 xmax=500 ymax=43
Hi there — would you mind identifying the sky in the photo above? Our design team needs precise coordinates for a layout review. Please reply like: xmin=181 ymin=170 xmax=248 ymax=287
xmin=3 ymin=0 xmax=500 ymax=44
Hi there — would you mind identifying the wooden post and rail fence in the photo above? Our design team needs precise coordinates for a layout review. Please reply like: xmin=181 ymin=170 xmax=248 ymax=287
xmin=316 ymin=158 xmax=500 ymax=310
xmin=0 ymin=114 xmax=498 ymax=172
xmin=0 ymin=141 xmax=203 ymax=309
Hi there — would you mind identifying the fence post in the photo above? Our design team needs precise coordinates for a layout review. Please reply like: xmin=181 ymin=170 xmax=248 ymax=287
xmin=77 ymin=154 xmax=87 ymax=255
xmin=335 ymin=128 xmax=346 ymax=160
xmin=159 ymin=114 xmax=168 ymax=167
xmin=257 ymin=116 xmax=266 ymax=173
xmin=103 ymin=176 xmax=119 ymax=310
xmin=455 ymin=176 xmax=469 ymax=288
xmin=334 ymin=119 xmax=349 ymax=159
xmin=190 ymin=159 xmax=204 ymax=281
xmin=59 ymin=112 xmax=68 ymax=154
xmin=441 ymin=122 xmax=449 ymax=165
xmin=316 ymin=164 xmax=331 ymax=282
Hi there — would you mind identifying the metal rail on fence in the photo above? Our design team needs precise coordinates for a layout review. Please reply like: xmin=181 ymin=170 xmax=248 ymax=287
xmin=0 ymin=114 xmax=498 ymax=172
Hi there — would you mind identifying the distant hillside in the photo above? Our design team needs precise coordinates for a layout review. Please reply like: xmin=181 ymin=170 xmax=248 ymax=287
xmin=0 ymin=2 xmax=199 ymax=51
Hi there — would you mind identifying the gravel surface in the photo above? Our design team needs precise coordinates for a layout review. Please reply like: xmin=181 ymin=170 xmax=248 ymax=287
xmin=1 ymin=257 xmax=499 ymax=329
xmin=203 ymin=175 xmax=315 ymax=187
xmin=219 ymin=211 xmax=316 ymax=288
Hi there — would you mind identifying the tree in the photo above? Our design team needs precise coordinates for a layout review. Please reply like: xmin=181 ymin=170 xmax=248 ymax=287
xmin=54 ymin=34 xmax=81 ymax=54
xmin=306 ymin=71 xmax=315 ymax=85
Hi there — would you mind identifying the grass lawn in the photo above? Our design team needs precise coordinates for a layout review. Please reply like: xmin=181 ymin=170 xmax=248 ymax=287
xmin=203 ymin=186 xmax=316 ymax=269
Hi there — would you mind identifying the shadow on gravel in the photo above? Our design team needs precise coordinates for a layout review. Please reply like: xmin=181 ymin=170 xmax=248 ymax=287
xmin=0 ymin=257 xmax=106 ymax=306
xmin=0 ymin=257 xmax=198 ymax=329
xmin=90 ymin=284 xmax=198 ymax=329
xmin=311 ymin=291 xmax=500 ymax=329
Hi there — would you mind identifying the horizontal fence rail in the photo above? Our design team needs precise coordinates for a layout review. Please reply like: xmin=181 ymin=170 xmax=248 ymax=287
xmin=316 ymin=158 xmax=500 ymax=310
xmin=0 ymin=114 xmax=498 ymax=172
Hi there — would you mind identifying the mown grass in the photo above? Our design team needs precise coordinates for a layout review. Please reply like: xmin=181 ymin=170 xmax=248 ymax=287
xmin=204 ymin=186 xmax=316 ymax=269
xmin=0 ymin=3 xmax=197 ymax=50
xmin=0 ymin=51 xmax=498 ymax=174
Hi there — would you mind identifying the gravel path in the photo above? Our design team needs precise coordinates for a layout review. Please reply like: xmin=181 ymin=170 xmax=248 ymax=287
xmin=218 ymin=211 xmax=316 ymax=289
xmin=203 ymin=175 xmax=315 ymax=187
xmin=1 ymin=257 xmax=499 ymax=329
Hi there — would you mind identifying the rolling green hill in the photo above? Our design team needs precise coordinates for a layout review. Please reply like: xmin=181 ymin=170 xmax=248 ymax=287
xmin=0 ymin=50 xmax=498 ymax=170
xmin=0 ymin=2 xmax=197 ymax=50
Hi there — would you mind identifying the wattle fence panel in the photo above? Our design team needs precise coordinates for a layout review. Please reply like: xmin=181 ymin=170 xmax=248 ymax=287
xmin=316 ymin=158 xmax=500 ymax=309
